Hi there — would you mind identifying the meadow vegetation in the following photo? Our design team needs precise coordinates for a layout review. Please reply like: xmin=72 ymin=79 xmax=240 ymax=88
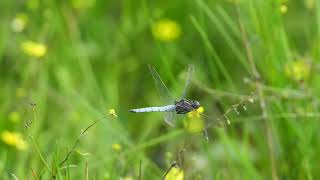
xmin=0 ymin=0 xmax=319 ymax=179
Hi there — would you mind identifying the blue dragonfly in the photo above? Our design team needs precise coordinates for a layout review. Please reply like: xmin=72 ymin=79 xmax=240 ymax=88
xmin=129 ymin=64 xmax=202 ymax=127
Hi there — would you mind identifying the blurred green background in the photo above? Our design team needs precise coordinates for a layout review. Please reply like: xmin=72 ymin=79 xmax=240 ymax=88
xmin=1 ymin=0 xmax=320 ymax=179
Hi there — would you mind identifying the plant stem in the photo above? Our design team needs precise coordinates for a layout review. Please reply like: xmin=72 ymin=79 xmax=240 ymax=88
xmin=235 ymin=3 xmax=278 ymax=180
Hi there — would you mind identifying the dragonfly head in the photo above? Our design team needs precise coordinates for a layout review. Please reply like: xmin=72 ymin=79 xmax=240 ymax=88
xmin=191 ymin=100 xmax=201 ymax=110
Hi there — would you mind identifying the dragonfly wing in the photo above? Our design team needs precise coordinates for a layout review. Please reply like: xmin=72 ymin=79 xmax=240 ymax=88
xmin=148 ymin=64 xmax=175 ymax=103
xmin=164 ymin=111 xmax=176 ymax=127
xmin=149 ymin=65 xmax=176 ymax=126
xmin=181 ymin=64 xmax=195 ymax=99
xmin=201 ymin=113 xmax=226 ymax=128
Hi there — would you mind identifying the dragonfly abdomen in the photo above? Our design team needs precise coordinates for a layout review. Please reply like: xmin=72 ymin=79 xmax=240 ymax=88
xmin=129 ymin=105 xmax=176 ymax=113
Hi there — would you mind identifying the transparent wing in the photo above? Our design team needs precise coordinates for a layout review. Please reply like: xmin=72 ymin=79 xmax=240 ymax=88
xmin=149 ymin=64 xmax=175 ymax=103
xmin=148 ymin=64 xmax=176 ymax=126
xmin=181 ymin=64 xmax=195 ymax=99
xmin=201 ymin=113 xmax=226 ymax=129
xmin=164 ymin=112 xmax=175 ymax=127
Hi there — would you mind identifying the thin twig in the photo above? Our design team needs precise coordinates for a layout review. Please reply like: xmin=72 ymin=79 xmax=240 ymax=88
xmin=162 ymin=161 xmax=177 ymax=180
xmin=237 ymin=112 xmax=320 ymax=122
xmin=235 ymin=4 xmax=278 ymax=180
xmin=59 ymin=120 xmax=100 ymax=167
xmin=162 ymin=148 xmax=186 ymax=180
xmin=203 ymin=94 xmax=254 ymax=130
xmin=85 ymin=162 xmax=89 ymax=180
xmin=25 ymin=101 xmax=53 ymax=176
xmin=30 ymin=136 xmax=53 ymax=175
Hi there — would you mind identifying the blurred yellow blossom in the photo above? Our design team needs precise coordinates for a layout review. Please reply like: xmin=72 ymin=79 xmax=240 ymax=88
xmin=152 ymin=19 xmax=181 ymax=42
xmin=21 ymin=41 xmax=47 ymax=58
xmin=108 ymin=109 xmax=118 ymax=117
xmin=285 ymin=60 xmax=311 ymax=82
xmin=280 ymin=4 xmax=288 ymax=14
xmin=164 ymin=167 xmax=184 ymax=180
xmin=187 ymin=106 xmax=204 ymax=118
xmin=11 ymin=13 xmax=28 ymax=32
xmin=1 ymin=131 xmax=28 ymax=151
xmin=112 ymin=143 xmax=122 ymax=151
xmin=8 ymin=111 xmax=21 ymax=123
xmin=184 ymin=106 xmax=205 ymax=133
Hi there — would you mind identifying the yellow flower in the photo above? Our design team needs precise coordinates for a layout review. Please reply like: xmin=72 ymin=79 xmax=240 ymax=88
xmin=108 ymin=109 xmax=118 ymax=117
xmin=285 ymin=60 xmax=310 ymax=82
xmin=21 ymin=41 xmax=47 ymax=58
xmin=280 ymin=4 xmax=288 ymax=14
xmin=112 ymin=143 xmax=122 ymax=151
xmin=8 ymin=111 xmax=21 ymax=123
xmin=184 ymin=106 xmax=205 ymax=133
xmin=187 ymin=106 xmax=204 ymax=118
xmin=1 ymin=131 xmax=28 ymax=151
xmin=152 ymin=19 xmax=181 ymax=42
xmin=164 ymin=167 xmax=184 ymax=180
xmin=11 ymin=13 xmax=28 ymax=32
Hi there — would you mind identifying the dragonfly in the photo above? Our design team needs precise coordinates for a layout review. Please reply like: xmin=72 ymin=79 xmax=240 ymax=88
xmin=129 ymin=64 xmax=202 ymax=127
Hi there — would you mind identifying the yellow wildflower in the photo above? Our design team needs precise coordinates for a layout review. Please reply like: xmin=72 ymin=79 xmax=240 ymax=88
xmin=11 ymin=13 xmax=28 ymax=32
xmin=184 ymin=106 xmax=205 ymax=133
xmin=152 ymin=19 xmax=181 ymax=42
xmin=112 ymin=143 xmax=122 ymax=151
xmin=8 ymin=111 xmax=21 ymax=123
xmin=280 ymin=4 xmax=288 ymax=14
xmin=1 ymin=131 xmax=28 ymax=151
xmin=187 ymin=106 xmax=204 ymax=118
xmin=164 ymin=167 xmax=184 ymax=180
xmin=284 ymin=60 xmax=310 ymax=82
xmin=108 ymin=109 xmax=118 ymax=117
xmin=21 ymin=41 xmax=47 ymax=58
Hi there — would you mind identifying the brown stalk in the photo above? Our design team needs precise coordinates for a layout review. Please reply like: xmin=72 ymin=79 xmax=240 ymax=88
xmin=235 ymin=4 xmax=278 ymax=180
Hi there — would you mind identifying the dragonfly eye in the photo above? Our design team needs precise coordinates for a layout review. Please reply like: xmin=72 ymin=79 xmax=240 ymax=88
xmin=192 ymin=100 xmax=201 ymax=109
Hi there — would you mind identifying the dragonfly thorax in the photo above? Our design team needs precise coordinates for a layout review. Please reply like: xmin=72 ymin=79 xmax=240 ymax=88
xmin=174 ymin=99 xmax=201 ymax=114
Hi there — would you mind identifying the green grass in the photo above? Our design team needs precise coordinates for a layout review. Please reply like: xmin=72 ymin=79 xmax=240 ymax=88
xmin=0 ymin=0 xmax=320 ymax=179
